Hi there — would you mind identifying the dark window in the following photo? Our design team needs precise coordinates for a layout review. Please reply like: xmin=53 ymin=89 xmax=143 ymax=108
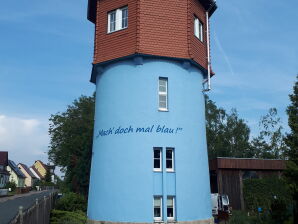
xmin=166 ymin=148 xmax=174 ymax=171
xmin=153 ymin=148 xmax=162 ymax=171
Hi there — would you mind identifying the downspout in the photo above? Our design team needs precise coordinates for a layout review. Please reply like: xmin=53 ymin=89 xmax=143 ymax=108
xmin=204 ymin=1 xmax=216 ymax=92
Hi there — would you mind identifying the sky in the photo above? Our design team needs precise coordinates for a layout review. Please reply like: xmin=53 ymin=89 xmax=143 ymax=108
xmin=0 ymin=0 xmax=297 ymax=173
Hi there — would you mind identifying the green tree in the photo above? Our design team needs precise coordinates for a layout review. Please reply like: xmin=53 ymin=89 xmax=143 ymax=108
xmin=48 ymin=94 xmax=95 ymax=197
xmin=250 ymin=108 xmax=287 ymax=159
xmin=205 ymin=95 xmax=251 ymax=158
xmin=284 ymin=75 xmax=298 ymax=223
xmin=45 ymin=169 xmax=52 ymax=183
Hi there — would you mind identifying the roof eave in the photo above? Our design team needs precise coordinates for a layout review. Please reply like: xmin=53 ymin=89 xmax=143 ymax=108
xmin=87 ymin=0 xmax=217 ymax=24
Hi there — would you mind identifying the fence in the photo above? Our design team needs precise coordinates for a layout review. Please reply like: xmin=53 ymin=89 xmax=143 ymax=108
xmin=10 ymin=191 xmax=57 ymax=224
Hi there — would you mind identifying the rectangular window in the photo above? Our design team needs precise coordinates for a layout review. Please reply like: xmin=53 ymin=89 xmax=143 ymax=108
xmin=121 ymin=7 xmax=128 ymax=29
xmin=108 ymin=6 xmax=128 ymax=33
xmin=158 ymin=77 xmax=168 ymax=111
xmin=194 ymin=16 xmax=203 ymax=42
xmin=154 ymin=196 xmax=162 ymax=221
xmin=153 ymin=148 xmax=162 ymax=172
xmin=166 ymin=148 xmax=174 ymax=172
xmin=167 ymin=196 xmax=175 ymax=220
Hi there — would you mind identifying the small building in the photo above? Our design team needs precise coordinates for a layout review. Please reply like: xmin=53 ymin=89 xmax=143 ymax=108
xmin=18 ymin=163 xmax=37 ymax=187
xmin=32 ymin=160 xmax=55 ymax=182
xmin=0 ymin=152 xmax=9 ymax=188
xmin=7 ymin=160 xmax=26 ymax=188
xmin=209 ymin=157 xmax=285 ymax=210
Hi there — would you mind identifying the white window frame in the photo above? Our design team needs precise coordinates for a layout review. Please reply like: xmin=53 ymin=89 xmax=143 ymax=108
xmin=166 ymin=148 xmax=174 ymax=172
xmin=158 ymin=77 xmax=168 ymax=111
xmin=107 ymin=6 xmax=128 ymax=33
xmin=167 ymin=196 xmax=175 ymax=221
xmin=153 ymin=196 xmax=163 ymax=222
xmin=194 ymin=16 xmax=203 ymax=42
xmin=153 ymin=148 xmax=162 ymax=172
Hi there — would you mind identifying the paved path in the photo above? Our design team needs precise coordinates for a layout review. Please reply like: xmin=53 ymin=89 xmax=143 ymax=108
xmin=0 ymin=190 xmax=54 ymax=224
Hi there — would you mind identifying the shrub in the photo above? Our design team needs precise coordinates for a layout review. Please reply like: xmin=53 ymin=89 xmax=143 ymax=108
xmin=4 ymin=181 xmax=16 ymax=191
xmin=50 ymin=210 xmax=86 ymax=224
xmin=55 ymin=192 xmax=87 ymax=212
xmin=243 ymin=177 xmax=293 ymax=224
xmin=243 ymin=178 xmax=292 ymax=214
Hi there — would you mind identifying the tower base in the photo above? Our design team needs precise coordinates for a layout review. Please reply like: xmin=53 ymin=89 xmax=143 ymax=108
xmin=87 ymin=218 xmax=214 ymax=224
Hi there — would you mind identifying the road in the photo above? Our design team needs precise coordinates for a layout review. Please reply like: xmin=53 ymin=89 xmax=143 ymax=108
xmin=0 ymin=190 xmax=54 ymax=224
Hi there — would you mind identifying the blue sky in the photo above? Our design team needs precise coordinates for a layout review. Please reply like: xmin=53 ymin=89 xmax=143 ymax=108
xmin=0 ymin=0 xmax=297 ymax=170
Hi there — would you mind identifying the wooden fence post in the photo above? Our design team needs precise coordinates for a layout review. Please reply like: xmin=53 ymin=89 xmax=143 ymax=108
xmin=36 ymin=198 xmax=39 ymax=224
xmin=43 ymin=196 xmax=47 ymax=224
xmin=19 ymin=206 xmax=23 ymax=224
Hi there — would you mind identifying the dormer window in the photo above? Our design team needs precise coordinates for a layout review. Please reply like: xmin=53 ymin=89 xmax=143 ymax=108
xmin=108 ymin=7 xmax=128 ymax=33
xmin=194 ymin=16 xmax=203 ymax=42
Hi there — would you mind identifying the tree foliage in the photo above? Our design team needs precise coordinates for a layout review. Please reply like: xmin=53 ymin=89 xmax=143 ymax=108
xmin=45 ymin=169 xmax=52 ymax=183
xmin=250 ymin=108 xmax=287 ymax=159
xmin=205 ymin=95 xmax=251 ymax=159
xmin=284 ymin=75 xmax=298 ymax=222
xmin=48 ymin=94 xmax=95 ymax=197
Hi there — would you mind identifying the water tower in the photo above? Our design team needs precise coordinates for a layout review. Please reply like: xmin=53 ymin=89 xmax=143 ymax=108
xmin=86 ymin=0 xmax=217 ymax=223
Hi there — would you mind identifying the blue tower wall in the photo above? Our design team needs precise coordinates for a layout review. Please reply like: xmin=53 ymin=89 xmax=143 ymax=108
xmin=88 ymin=58 xmax=212 ymax=222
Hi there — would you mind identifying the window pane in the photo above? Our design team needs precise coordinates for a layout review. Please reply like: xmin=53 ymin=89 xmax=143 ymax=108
xmin=199 ymin=22 xmax=203 ymax=41
xmin=159 ymin=79 xmax=167 ymax=89
xmin=167 ymin=198 xmax=173 ymax=206
xmin=154 ymin=149 xmax=160 ymax=159
xmin=154 ymin=197 xmax=161 ymax=206
xmin=194 ymin=18 xmax=199 ymax=37
xmin=167 ymin=197 xmax=174 ymax=218
xmin=109 ymin=11 xmax=116 ymax=32
xmin=121 ymin=8 xmax=128 ymax=28
xmin=167 ymin=208 xmax=174 ymax=217
xmin=154 ymin=208 xmax=161 ymax=217
xmin=154 ymin=159 xmax=160 ymax=169
xmin=166 ymin=160 xmax=172 ymax=169
xmin=166 ymin=149 xmax=172 ymax=159
xmin=159 ymin=101 xmax=167 ymax=109
xmin=159 ymin=85 xmax=166 ymax=92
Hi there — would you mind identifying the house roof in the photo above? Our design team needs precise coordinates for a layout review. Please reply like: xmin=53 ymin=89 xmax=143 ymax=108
xmin=18 ymin=163 xmax=36 ymax=178
xmin=87 ymin=0 xmax=217 ymax=23
xmin=8 ymin=160 xmax=26 ymax=178
xmin=209 ymin=157 xmax=286 ymax=171
xmin=35 ymin=160 xmax=47 ymax=171
xmin=35 ymin=160 xmax=55 ymax=172
xmin=0 ymin=151 xmax=8 ymax=166
xmin=30 ymin=166 xmax=43 ymax=179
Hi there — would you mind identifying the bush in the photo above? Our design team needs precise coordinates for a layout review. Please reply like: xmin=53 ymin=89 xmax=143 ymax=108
xmin=243 ymin=178 xmax=292 ymax=214
xmin=50 ymin=210 xmax=86 ymax=224
xmin=55 ymin=192 xmax=87 ymax=212
xmin=243 ymin=177 xmax=293 ymax=224
xmin=4 ymin=181 xmax=16 ymax=191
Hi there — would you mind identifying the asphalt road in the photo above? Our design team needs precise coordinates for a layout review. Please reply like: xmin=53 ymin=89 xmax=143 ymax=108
xmin=0 ymin=190 xmax=53 ymax=224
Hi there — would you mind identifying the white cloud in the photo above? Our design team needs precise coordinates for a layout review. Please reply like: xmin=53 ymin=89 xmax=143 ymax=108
xmin=0 ymin=114 xmax=49 ymax=167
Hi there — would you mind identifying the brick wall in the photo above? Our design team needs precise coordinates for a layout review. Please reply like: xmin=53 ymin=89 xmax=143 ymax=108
xmin=94 ymin=0 xmax=138 ymax=63
xmin=93 ymin=0 xmax=209 ymax=71
xmin=189 ymin=0 xmax=208 ymax=68
xmin=138 ymin=0 xmax=189 ymax=59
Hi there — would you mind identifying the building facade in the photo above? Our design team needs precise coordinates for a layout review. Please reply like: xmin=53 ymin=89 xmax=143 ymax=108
xmin=18 ymin=163 xmax=37 ymax=187
xmin=87 ymin=0 xmax=217 ymax=223
xmin=0 ymin=152 xmax=9 ymax=188
xmin=33 ymin=160 xmax=56 ymax=182
xmin=7 ymin=160 xmax=26 ymax=188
